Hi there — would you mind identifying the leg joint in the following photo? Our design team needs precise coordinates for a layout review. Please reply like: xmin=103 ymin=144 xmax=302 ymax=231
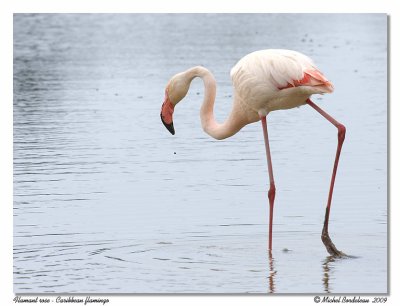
xmin=337 ymin=123 xmax=346 ymax=142
xmin=268 ymin=183 xmax=276 ymax=202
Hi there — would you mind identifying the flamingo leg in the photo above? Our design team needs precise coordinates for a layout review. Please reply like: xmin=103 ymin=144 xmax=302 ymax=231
xmin=307 ymin=99 xmax=346 ymax=257
xmin=260 ymin=116 xmax=276 ymax=251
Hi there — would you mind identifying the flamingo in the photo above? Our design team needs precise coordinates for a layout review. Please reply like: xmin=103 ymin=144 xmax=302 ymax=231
xmin=160 ymin=49 xmax=346 ymax=257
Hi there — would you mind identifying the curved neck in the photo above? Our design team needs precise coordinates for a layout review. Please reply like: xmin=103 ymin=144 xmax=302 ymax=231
xmin=187 ymin=66 xmax=243 ymax=140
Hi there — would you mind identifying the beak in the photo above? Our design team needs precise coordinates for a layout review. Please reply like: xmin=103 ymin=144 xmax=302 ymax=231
xmin=160 ymin=91 xmax=175 ymax=135
xmin=161 ymin=113 xmax=175 ymax=135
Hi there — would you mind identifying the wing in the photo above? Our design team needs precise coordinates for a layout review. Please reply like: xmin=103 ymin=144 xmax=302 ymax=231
xmin=293 ymin=68 xmax=333 ymax=90
xmin=230 ymin=49 xmax=332 ymax=103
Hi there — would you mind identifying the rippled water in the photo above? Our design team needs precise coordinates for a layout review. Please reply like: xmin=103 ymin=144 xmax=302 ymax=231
xmin=13 ymin=14 xmax=387 ymax=293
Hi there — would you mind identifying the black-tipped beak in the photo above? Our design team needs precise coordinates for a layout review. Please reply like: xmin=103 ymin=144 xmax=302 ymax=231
xmin=160 ymin=113 xmax=175 ymax=135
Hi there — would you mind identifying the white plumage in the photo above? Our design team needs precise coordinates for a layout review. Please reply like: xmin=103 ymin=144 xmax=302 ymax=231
xmin=230 ymin=49 xmax=333 ymax=118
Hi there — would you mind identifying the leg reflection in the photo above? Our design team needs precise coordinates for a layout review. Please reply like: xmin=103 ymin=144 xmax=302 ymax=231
xmin=268 ymin=251 xmax=277 ymax=293
xmin=322 ymin=256 xmax=336 ymax=293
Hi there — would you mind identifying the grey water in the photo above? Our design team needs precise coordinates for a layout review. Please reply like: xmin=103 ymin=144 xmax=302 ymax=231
xmin=13 ymin=14 xmax=387 ymax=294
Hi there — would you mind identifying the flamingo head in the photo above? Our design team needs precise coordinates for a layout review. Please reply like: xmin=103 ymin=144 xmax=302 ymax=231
xmin=160 ymin=72 xmax=191 ymax=135
xmin=160 ymin=87 xmax=175 ymax=135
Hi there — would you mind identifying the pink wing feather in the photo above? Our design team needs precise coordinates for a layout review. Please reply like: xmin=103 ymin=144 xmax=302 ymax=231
xmin=281 ymin=68 xmax=333 ymax=91
xmin=294 ymin=68 xmax=332 ymax=86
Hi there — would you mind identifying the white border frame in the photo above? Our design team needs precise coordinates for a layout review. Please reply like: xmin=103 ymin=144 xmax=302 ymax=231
xmin=2 ymin=1 xmax=398 ymax=306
